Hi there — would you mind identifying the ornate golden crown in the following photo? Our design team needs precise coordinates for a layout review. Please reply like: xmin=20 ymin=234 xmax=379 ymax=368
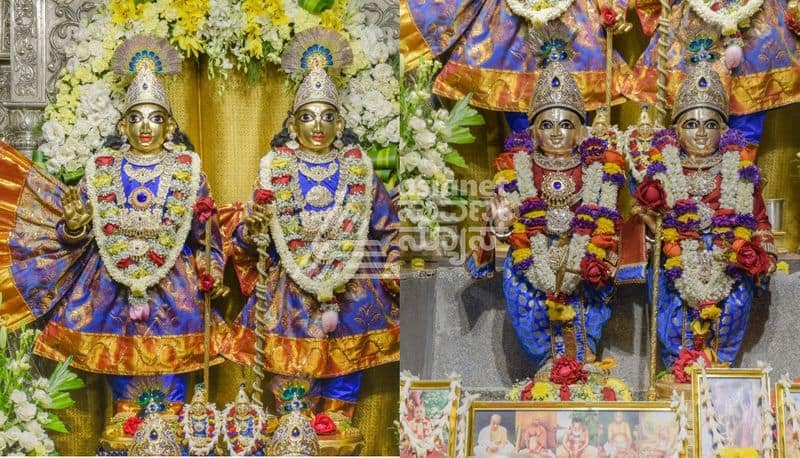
xmin=267 ymin=410 xmax=320 ymax=456
xmin=671 ymin=61 xmax=728 ymax=123
xmin=112 ymin=36 xmax=182 ymax=114
xmin=282 ymin=27 xmax=352 ymax=113
xmin=128 ymin=411 xmax=181 ymax=456
xmin=528 ymin=60 xmax=585 ymax=122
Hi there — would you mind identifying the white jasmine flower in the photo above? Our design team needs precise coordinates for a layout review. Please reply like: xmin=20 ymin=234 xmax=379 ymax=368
xmin=15 ymin=401 xmax=38 ymax=422
xmin=10 ymin=390 xmax=27 ymax=405
xmin=5 ymin=426 xmax=21 ymax=444
xmin=16 ymin=431 xmax=38 ymax=452
xmin=41 ymin=120 xmax=66 ymax=145
xmin=416 ymin=130 xmax=437 ymax=150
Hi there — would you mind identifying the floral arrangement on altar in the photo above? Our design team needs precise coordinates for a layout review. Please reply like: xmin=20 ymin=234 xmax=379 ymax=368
xmin=38 ymin=0 xmax=399 ymax=184
xmin=506 ymin=356 xmax=633 ymax=402
xmin=633 ymin=128 xmax=771 ymax=365
xmin=398 ymin=58 xmax=484 ymax=242
xmin=0 ymin=322 xmax=85 ymax=455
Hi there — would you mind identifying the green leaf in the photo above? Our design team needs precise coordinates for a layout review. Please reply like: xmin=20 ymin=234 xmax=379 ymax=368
xmin=443 ymin=151 xmax=468 ymax=169
xmin=656 ymin=370 xmax=670 ymax=380
xmin=45 ymin=413 xmax=68 ymax=433
xmin=247 ymin=60 xmax=263 ymax=84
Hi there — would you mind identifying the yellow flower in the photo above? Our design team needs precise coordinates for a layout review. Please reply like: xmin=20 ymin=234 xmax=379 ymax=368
xmin=99 ymin=207 xmax=121 ymax=219
xmin=677 ymin=213 xmax=699 ymax=224
xmin=320 ymin=0 xmax=347 ymax=31
xmin=580 ymin=384 xmax=597 ymax=401
xmin=340 ymin=240 xmax=355 ymax=252
xmin=733 ymin=227 xmax=751 ymax=240
xmin=271 ymin=158 xmax=290 ymax=169
xmin=662 ymin=228 xmax=679 ymax=243
xmin=700 ymin=305 xmax=722 ymax=321
xmin=603 ymin=162 xmax=623 ymax=175
xmin=174 ymin=170 xmax=191 ymax=181
xmin=295 ymin=253 xmax=311 ymax=267
xmin=244 ymin=36 xmax=264 ymax=59
xmin=349 ymin=165 xmax=367 ymax=176
xmin=93 ymin=173 xmax=113 ymax=187
xmin=523 ymin=210 xmax=546 ymax=219
xmin=493 ymin=169 xmax=516 ymax=185
xmin=107 ymin=241 xmax=128 ymax=256
xmin=169 ymin=204 xmax=186 ymax=217
xmin=729 ymin=251 xmax=738 ymax=264
xmin=512 ymin=222 xmax=527 ymax=233
xmin=158 ymin=233 xmax=175 ymax=248
xmin=691 ymin=319 xmax=711 ymax=336
xmin=664 ymin=255 xmax=682 ymax=270
xmin=512 ymin=248 xmax=532 ymax=265
xmin=530 ymin=382 xmax=553 ymax=400
xmin=595 ymin=217 xmax=615 ymax=235
xmin=346 ymin=202 xmax=365 ymax=214
xmin=739 ymin=159 xmax=754 ymax=168
xmin=777 ymin=261 xmax=790 ymax=274
xmin=719 ymin=447 xmax=760 ymax=458
xmin=132 ymin=267 xmax=150 ymax=279
xmin=109 ymin=0 xmax=143 ymax=24
xmin=605 ymin=377 xmax=629 ymax=394
xmin=546 ymin=300 xmax=576 ymax=322
xmin=586 ymin=243 xmax=606 ymax=260
xmin=283 ymin=220 xmax=301 ymax=234
xmin=277 ymin=189 xmax=293 ymax=201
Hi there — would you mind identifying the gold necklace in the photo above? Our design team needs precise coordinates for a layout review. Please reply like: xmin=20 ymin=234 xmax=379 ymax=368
xmin=298 ymin=161 xmax=338 ymax=182
xmin=296 ymin=148 xmax=337 ymax=164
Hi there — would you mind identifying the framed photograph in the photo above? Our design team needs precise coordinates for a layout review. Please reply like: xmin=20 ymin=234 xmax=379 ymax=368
xmin=691 ymin=368 xmax=770 ymax=458
xmin=400 ymin=378 xmax=461 ymax=458
xmin=467 ymin=401 xmax=684 ymax=458
xmin=776 ymin=382 xmax=800 ymax=458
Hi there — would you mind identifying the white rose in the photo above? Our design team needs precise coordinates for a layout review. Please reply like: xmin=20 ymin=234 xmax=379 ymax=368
xmin=372 ymin=63 xmax=394 ymax=83
xmin=9 ymin=390 xmax=27 ymax=405
xmin=36 ymin=412 xmax=49 ymax=425
xmin=41 ymin=120 xmax=65 ymax=145
xmin=79 ymin=81 xmax=112 ymax=114
xmin=15 ymin=401 xmax=37 ymax=422
xmin=5 ymin=426 xmax=21 ymax=444
xmin=16 ymin=431 xmax=38 ymax=452
xmin=416 ymin=130 xmax=437 ymax=150
xmin=0 ymin=411 xmax=7 ymax=427
xmin=25 ymin=421 xmax=45 ymax=438
xmin=408 ymin=117 xmax=426 ymax=132
xmin=0 ymin=431 xmax=6 ymax=451
xmin=44 ymin=438 xmax=55 ymax=453
xmin=32 ymin=390 xmax=51 ymax=408
xmin=432 ymin=120 xmax=448 ymax=134
xmin=75 ymin=44 xmax=91 ymax=62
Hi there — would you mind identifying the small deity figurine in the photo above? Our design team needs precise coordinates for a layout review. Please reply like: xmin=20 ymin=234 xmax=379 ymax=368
xmin=226 ymin=27 xmax=400 ymax=420
xmin=0 ymin=36 xmax=229 ymax=417
xmin=179 ymin=384 xmax=221 ymax=456
xmin=629 ymin=60 xmax=776 ymax=378
xmin=401 ymin=0 xmax=632 ymax=116
xmin=627 ymin=0 xmax=800 ymax=147
xmin=467 ymin=57 xmax=627 ymax=373
xmin=222 ymin=384 xmax=269 ymax=456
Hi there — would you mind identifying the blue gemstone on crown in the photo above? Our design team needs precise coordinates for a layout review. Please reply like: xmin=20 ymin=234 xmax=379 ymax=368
xmin=698 ymin=77 xmax=708 ymax=88
xmin=292 ymin=427 xmax=300 ymax=438
xmin=553 ymin=181 xmax=562 ymax=190
xmin=143 ymin=83 xmax=149 ymax=90
xmin=552 ymin=77 xmax=560 ymax=88
xmin=137 ymin=193 xmax=148 ymax=203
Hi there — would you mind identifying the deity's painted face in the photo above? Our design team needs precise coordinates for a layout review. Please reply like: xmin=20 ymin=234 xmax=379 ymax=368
xmin=118 ymin=103 xmax=174 ymax=155
xmin=675 ymin=107 xmax=726 ymax=158
xmin=290 ymin=101 xmax=343 ymax=154
xmin=531 ymin=108 xmax=584 ymax=157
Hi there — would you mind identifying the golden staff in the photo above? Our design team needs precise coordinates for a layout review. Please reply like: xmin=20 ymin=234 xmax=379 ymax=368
xmin=646 ymin=215 xmax=663 ymax=401
xmin=655 ymin=0 xmax=673 ymax=125
xmin=204 ymin=218 xmax=212 ymax=400
xmin=252 ymin=216 xmax=270 ymax=410
xmin=605 ymin=21 xmax=613 ymax=113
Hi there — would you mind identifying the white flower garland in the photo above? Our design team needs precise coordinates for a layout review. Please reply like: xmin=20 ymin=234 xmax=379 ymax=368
xmin=456 ymin=390 xmax=480 ymax=458
xmin=513 ymin=151 xmax=616 ymax=295
xmin=259 ymin=146 xmax=374 ymax=301
xmin=673 ymin=240 xmax=734 ymax=307
xmin=504 ymin=0 xmax=575 ymax=26
xmin=399 ymin=371 xmax=462 ymax=458
xmin=685 ymin=0 xmax=764 ymax=34
xmin=179 ymin=403 xmax=222 ymax=456
xmin=657 ymin=143 xmax=688 ymax=207
xmin=669 ymin=391 xmax=689 ymax=458
xmin=84 ymin=149 xmax=201 ymax=299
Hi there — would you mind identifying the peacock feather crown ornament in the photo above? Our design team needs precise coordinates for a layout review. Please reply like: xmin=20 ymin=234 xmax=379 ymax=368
xmin=112 ymin=35 xmax=182 ymax=114
xmin=267 ymin=378 xmax=320 ymax=456
xmin=128 ymin=407 xmax=181 ymax=456
xmin=281 ymin=27 xmax=353 ymax=112
xmin=671 ymin=45 xmax=729 ymax=123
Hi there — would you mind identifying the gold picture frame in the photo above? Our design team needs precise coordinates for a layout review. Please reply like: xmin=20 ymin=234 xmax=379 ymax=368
xmin=400 ymin=379 xmax=461 ymax=458
xmin=691 ymin=368 xmax=770 ymax=458
xmin=467 ymin=401 xmax=684 ymax=458
xmin=776 ymin=382 xmax=800 ymax=458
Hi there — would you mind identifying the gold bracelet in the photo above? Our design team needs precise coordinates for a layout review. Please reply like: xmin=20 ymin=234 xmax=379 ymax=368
xmin=63 ymin=224 xmax=88 ymax=243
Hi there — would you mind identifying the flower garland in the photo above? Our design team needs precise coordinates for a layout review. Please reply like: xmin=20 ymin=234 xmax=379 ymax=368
xmin=85 ymin=147 xmax=201 ymax=316
xmin=222 ymin=403 xmax=266 ymax=456
xmin=398 ymin=371 xmax=461 ymax=458
xmin=506 ymin=357 xmax=633 ymax=402
xmin=504 ymin=0 xmax=576 ymax=26
xmin=179 ymin=403 xmax=222 ymax=456
xmin=500 ymin=135 xmax=624 ymax=323
xmin=39 ymin=1 xmax=399 ymax=183
xmin=669 ymin=391 xmax=689 ymax=458
xmin=634 ymin=129 xmax=769 ymax=350
xmin=259 ymin=145 xmax=373 ymax=302
xmin=779 ymin=374 xmax=800 ymax=452
xmin=685 ymin=0 xmax=763 ymax=38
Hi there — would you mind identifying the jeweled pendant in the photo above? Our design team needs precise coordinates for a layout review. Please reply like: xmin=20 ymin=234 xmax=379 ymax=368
xmin=306 ymin=185 xmax=334 ymax=208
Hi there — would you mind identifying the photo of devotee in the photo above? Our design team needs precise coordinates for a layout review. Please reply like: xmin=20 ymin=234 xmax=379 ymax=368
xmin=401 ymin=388 xmax=451 ymax=458
xmin=699 ymin=377 xmax=765 ymax=457
xmin=515 ymin=412 xmax=557 ymax=457
xmin=472 ymin=411 xmax=516 ymax=456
